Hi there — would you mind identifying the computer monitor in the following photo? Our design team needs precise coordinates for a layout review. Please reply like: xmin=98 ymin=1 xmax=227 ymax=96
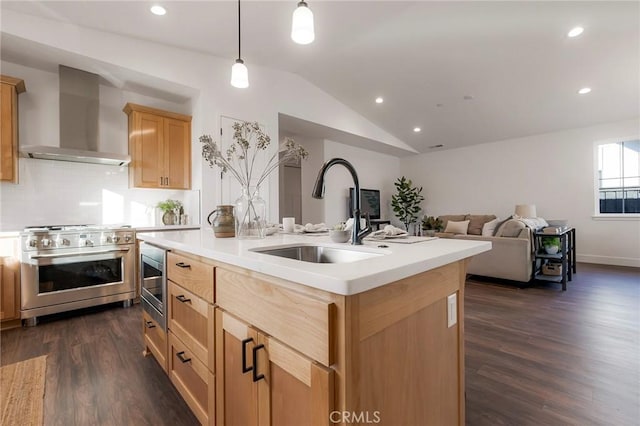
xmin=348 ymin=188 xmax=381 ymax=220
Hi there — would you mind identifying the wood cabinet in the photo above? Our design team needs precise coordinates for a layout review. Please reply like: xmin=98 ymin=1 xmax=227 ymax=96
xmin=0 ymin=256 xmax=21 ymax=329
xmin=215 ymin=309 xmax=334 ymax=426
xmin=143 ymin=245 xmax=468 ymax=425
xmin=143 ymin=309 xmax=167 ymax=372
xmin=123 ymin=103 xmax=191 ymax=189
xmin=0 ymin=75 xmax=25 ymax=183
xmin=164 ymin=250 xmax=216 ymax=425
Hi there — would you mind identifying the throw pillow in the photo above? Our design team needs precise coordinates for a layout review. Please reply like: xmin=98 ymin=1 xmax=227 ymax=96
xmin=481 ymin=218 xmax=500 ymax=236
xmin=468 ymin=214 xmax=497 ymax=235
xmin=492 ymin=217 xmax=511 ymax=236
xmin=443 ymin=220 xmax=470 ymax=235
xmin=494 ymin=219 xmax=526 ymax=237
xmin=438 ymin=214 xmax=468 ymax=229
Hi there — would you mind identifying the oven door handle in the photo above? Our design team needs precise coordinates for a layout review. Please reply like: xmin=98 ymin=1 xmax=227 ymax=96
xmin=30 ymin=247 xmax=131 ymax=260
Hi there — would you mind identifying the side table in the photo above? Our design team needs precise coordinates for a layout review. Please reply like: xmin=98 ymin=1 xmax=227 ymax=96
xmin=532 ymin=227 xmax=577 ymax=291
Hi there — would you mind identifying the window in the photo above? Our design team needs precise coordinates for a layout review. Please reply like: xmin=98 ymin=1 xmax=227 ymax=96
xmin=597 ymin=139 xmax=640 ymax=214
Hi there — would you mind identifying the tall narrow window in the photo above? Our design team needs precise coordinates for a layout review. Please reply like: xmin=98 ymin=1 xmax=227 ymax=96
xmin=597 ymin=139 xmax=640 ymax=214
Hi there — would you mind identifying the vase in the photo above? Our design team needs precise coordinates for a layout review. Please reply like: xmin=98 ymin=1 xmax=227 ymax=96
xmin=208 ymin=205 xmax=235 ymax=238
xmin=235 ymin=186 xmax=267 ymax=239
xmin=162 ymin=211 xmax=177 ymax=225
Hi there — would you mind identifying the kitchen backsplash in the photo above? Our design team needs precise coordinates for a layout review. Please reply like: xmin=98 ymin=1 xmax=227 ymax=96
xmin=0 ymin=158 xmax=200 ymax=231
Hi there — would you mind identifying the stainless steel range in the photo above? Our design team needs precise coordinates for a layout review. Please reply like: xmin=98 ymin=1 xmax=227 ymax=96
xmin=20 ymin=225 xmax=136 ymax=325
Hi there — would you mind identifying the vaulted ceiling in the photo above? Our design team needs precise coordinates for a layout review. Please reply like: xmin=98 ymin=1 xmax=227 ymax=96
xmin=2 ymin=1 xmax=638 ymax=153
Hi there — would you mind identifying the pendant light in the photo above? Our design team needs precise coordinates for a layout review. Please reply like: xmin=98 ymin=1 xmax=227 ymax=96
xmin=231 ymin=0 xmax=249 ymax=88
xmin=291 ymin=1 xmax=314 ymax=45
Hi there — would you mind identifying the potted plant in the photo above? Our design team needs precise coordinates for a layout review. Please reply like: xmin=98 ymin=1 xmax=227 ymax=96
xmin=156 ymin=199 xmax=183 ymax=225
xmin=421 ymin=215 xmax=443 ymax=237
xmin=391 ymin=176 xmax=425 ymax=233
xmin=542 ymin=236 xmax=560 ymax=254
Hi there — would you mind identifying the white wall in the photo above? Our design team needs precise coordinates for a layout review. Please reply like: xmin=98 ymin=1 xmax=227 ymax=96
xmin=1 ymin=9 xmax=414 ymax=232
xmin=0 ymin=61 xmax=198 ymax=230
xmin=401 ymin=118 xmax=640 ymax=267
xmin=298 ymin=136 xmax=325 ymax=225
xmin=322 ymin=140 xmax=401 ymax=227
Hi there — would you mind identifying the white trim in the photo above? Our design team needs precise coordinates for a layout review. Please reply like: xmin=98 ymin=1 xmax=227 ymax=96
xmin=578 ymin=254 xmax=640 ymax=268
xmin=592 ymin=214 xmax=640 ymax=221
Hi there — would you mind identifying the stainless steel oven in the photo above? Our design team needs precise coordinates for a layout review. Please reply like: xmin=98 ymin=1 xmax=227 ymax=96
xmin=139 ymin=242 xmax=167 ymax=330
xmin=20 ymin=226 xmax=135 ymax=324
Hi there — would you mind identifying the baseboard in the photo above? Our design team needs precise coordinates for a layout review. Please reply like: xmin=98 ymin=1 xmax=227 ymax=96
xmin=577 ymin=254 xmax=640 ymax=268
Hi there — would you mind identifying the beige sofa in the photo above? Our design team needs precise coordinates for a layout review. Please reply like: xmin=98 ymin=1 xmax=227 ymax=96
xmin=436 ymin=215 xmax=534 ymax=282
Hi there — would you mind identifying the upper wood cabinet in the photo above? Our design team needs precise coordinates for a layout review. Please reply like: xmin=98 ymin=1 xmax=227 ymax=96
xmin=123 ymin=103 xmax=192 ymax=189
xmin=0 ymin=75 xmax=26 ymax=183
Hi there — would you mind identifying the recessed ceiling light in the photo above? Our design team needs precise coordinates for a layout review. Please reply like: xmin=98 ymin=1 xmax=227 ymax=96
xmin=150 ymin=5 xmax=166 ymax=16
xmin=567 ymin=27 xmax=584 ymax=38
xmin=463 ymin=95 xmax=473 ymax=100
xmin=436 ymin=103 xmax=444 ymax=108
xmin=375 ymin=97 xmax=384 ymax=104
xmin=578 ymin=87 xmax=591 ymax=95
xmin=413 ymin=127 xmax=421 ymax=133
xmin=429 ymin=144 xmax=444 ymax=149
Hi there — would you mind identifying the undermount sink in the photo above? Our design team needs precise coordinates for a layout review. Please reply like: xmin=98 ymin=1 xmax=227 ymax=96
xmin=250 ymin=244 xmax=385 ymax=264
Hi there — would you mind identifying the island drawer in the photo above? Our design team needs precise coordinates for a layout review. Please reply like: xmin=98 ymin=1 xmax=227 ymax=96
xmin=168 ymin=331 xmax=215 ymax=426
xmin=168 ymin=281 xmax=215 ymax=371
xmin=143 ymin=310 xmax=167 ymax=373
xmin=215 ymin=267 xmax=334 ymax=367
xmin=167 ymin=251 xmax=214 ymax=303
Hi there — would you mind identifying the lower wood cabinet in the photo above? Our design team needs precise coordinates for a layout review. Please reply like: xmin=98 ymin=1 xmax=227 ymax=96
xmin=0 ymin=255 xmax=21 ymax=329
xmin=169 ymin=332 xmax=215 ymax=425
xmin=142 ymin=310 xmax=167 ymax=372
xmin=215 ymin=309 xmax=334 ymax=426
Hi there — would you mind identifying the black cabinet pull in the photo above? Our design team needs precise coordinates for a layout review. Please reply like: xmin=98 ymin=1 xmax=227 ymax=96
xmin=145 ymin=320 xmax=156 ymax=329
xmin=176 ymin=351 xmax=191 ymax=363
xmin=252 ymin=344 xmax=265 ymax=382
xmin=176 ymin=295 xmax=191 ymax=303
xmin=175 ymin=262 xmax=191 ymax=269
xmin=241 ymin=338 xmax=254 ymax=374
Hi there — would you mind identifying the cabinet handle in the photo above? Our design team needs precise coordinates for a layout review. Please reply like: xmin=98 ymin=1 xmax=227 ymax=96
xmin=166 ymin=177 xmax=170 ymax=186
xmin=252 ymin=344 xmax=265 ymax=382
xmin=175 ymin=262 xmax=191 ymax=269
xmin=176 ymin=351 xmax=191 ymax=363
xmin=176 ymin=295 xmax=191 ymax=303
xmin=145 ymin=320 xmax=156 ymax=329
xmin=160 ymin=177 xmax=163 ymax=186
xmin=241 ymin=337 xmax=254 ymax=374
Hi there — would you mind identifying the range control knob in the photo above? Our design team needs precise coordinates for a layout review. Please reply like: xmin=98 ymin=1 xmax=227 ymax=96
xmin=84 ymin=239 xmax=94 ymax=247
xmin=28 ymin=239 xmax=38 ymax=248
xmin=112 ymin=235 xmax=121 ymax=243
xmin=42 ymin=238 xmax=52 ymax=248
xmin=124 ymin=235 xmax=132 ymax=243
xmin=58 ymin=238 xmax=70 ymax=246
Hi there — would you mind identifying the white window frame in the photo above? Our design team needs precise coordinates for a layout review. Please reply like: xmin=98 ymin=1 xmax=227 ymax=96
xmin=592 ymin=136 xmax=640 ymax=220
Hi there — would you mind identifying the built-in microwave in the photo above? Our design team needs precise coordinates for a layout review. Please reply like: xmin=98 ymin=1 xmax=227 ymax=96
xmin=139 ymin=242 xmax=167 ymax=330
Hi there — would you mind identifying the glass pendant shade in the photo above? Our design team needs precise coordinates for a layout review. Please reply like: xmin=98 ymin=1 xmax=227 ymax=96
xmin=291 ymin=1 xmax=315 ymax=45
xmin=231 ymin=59 xmax=249 ymax=88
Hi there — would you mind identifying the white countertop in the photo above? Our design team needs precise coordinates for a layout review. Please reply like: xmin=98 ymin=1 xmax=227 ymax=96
xmin=137 ymin=229 xmax=491 ymax=296
xmin=134 ymin=225 xmax=201 ymax=232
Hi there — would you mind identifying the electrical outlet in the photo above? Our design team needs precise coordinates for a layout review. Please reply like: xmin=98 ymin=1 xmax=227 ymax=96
xmin=447 ymin=293 xmax=457 ymax=328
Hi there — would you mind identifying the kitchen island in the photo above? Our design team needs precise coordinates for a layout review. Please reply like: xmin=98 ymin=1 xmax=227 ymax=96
xmin=137 ymin=228 xmax=490 ymax=426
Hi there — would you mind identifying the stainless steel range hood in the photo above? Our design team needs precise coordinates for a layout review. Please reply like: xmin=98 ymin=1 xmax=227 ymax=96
xmin=20 ymin=65 xmax=131 ymax=166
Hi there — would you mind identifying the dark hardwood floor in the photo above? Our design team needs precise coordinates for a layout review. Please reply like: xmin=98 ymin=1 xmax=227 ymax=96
xmin=465 ymin=263 xmax=640 ymax=426
xmin=1 ymin=263 xmax=638 ymax=425
xmin=0 ymin=303 xmax=198 ymax=426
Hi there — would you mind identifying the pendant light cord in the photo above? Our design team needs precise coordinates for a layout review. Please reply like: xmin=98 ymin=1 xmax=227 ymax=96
xmin=238 ymin=0 xmax=241 ymax=60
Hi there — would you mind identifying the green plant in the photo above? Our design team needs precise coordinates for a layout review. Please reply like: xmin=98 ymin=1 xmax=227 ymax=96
xmin=391 ymin=176 xmax=425 ymax=231
xmin=156 ymin=199 xmax=183 ymax=213
xmin=421 ymin=215 xmax=443 ymax=231
xmin=333 ymin=222 xmax=346 ymax=231
xmin=542 ymin=236 xmax=560 ymax=248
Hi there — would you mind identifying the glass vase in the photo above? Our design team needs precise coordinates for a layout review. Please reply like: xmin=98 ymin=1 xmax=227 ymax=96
xmin=235 ymin=186 xmax=267 ymax=239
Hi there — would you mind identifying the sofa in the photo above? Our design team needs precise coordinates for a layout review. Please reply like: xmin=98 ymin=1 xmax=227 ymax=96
xmin=436 ymin=214 xmax=538 ymax=283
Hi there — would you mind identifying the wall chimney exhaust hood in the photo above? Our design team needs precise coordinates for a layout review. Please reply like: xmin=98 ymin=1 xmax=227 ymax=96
xmin=20 ymin=65 xmax=131 ymax=166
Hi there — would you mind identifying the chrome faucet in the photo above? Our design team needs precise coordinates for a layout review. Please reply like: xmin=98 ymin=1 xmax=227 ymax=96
xmin=312 ymin=158 xmax=372 ymax=245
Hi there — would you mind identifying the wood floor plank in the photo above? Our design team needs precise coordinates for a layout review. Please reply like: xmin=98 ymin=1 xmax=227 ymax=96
xmin=465 ymin=263 xmax=640 ymax=426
